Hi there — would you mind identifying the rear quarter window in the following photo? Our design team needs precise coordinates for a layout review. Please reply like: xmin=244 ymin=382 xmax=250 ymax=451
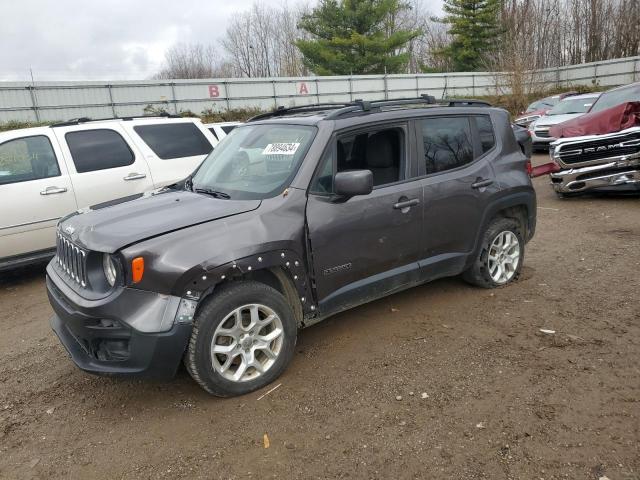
xmin=475 ymin=116 xmax=495 ymax=154
xmin=134 ymin=123 xmax=213 ymax=160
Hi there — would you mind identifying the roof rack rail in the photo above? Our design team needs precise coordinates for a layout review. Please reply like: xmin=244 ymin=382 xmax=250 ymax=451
xmin=247 ymin=94 xmax=491 ymax=122
xmin=324 ymin=95 xmax=439 ymax=119
xmin=247 ymin=102 xmax=354 ymax=122
xmin=444 ymin=98 xmax=492 ymax=107
xmin=50 ymin=112 xmax=182 ymax=128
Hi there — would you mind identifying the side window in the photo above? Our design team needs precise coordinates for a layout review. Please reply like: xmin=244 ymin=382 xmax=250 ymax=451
xmin=134 ymin=123 xmax=213 ymax=160
xmin=338 ymin=128 xmax=403 ymax=187
xmin=221 ymin=125 xmax=237 ymax=134
xmin=66 ymin=129 xmax=135 ymax=173
xmin=0 ymin=135 xmax=60 ymax=185
xmin=208 ymin=128 xmax=219 ymax=140
xmin=310 ymin=127 xmax=404 ymax=192
xmin=476 ymin=115 xmax=495 ymax=154
xmin=420 ymin=117 xmax=474 ymax=174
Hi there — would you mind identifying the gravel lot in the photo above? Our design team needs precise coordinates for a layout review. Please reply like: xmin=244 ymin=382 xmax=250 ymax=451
xmin=1 ymin=154 xmax=638 ymax=480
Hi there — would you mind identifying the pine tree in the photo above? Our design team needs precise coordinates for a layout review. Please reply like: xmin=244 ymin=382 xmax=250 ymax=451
xmin=437 ymin=0 xmax=502 ymax=72
xmin=296 ymin=0 xmax=421 ymax=75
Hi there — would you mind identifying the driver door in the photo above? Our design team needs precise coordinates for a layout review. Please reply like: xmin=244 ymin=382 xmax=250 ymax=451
xmin=306 ymin=124 xmax=423 ymax=315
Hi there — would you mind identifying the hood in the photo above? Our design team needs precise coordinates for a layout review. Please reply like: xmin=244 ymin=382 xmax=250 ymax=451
xmin=59 ymin=189 xmax=261 ymax=253
xmin=549 ymin=102 xmax=640 ymax=138
xmin=516 ymin=108 xmax=548 ymax=121
xmin=534 ymin=112 xmax=584 ymax=127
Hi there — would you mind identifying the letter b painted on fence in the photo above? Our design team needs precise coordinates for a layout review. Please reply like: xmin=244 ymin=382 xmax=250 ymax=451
xmin=208 ymin=85 xmax=220 ymax=98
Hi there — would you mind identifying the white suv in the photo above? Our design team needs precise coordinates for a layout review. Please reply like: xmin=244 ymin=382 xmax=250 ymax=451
xmin=204 ymin=122 xmax=241 ymax=141
xmin=0 ymin=116 xmax=218 ymax=270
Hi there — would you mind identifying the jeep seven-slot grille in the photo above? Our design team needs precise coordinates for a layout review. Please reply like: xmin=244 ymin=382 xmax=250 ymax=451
xmin=55 ymin=232 xmax=88 ymax=287
xmin=558 ymin=132 xmax=640 ymax=165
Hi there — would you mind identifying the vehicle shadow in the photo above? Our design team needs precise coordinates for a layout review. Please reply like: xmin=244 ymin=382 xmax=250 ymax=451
xmin=0 ymin=261 xmax=49 ymax=287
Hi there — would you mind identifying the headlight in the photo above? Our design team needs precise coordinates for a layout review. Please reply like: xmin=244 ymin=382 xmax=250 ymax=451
xmin=103 ymin=253 xmax=118 ymax=287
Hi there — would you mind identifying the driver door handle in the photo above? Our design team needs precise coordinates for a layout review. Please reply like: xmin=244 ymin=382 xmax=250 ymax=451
xmin=471 ymin=178 xmax=494 ymax=189
xmin=123 ymin=172 xmax=147 ymax=181
xmin=40 ymin=186 xmax=67 ymax=195
xmin=393 ymin=198 xmax=420 ymax=210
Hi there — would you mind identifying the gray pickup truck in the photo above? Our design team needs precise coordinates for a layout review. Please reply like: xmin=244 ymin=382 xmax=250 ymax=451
xmin=46 ymin=97 xmax=537 ymax=396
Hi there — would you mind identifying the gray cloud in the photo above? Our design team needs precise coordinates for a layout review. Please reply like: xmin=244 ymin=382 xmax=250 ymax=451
xmin=0 ymin=0 xmax=442 ymax=81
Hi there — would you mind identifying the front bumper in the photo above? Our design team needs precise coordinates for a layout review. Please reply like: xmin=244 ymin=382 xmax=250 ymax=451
xmin=531 ymin=131 xmax=555 ymax=149
xmin=46 ymin=263 xmax=192 ymax=378
xmin=550 ymin=161 xmax=640 ymax=194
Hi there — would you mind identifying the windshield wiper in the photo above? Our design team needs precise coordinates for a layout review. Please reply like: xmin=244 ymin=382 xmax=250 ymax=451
xmin=194 ymin=188 xmax=231 ymax=200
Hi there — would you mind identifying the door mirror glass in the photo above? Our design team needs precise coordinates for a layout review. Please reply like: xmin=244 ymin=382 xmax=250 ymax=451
xmin=334 ymin=170 xmax=373 ymax=197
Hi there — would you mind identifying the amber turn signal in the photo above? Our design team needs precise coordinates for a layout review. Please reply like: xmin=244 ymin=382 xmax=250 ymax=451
xmin=131 ymin=257 xmax=144 ymax=283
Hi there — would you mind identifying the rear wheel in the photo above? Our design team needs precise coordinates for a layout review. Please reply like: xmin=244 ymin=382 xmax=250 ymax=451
xmin=463 ymin=217 xmax=524 ymax=288
xmin=185 ymin=281 xmax=297 ymax=396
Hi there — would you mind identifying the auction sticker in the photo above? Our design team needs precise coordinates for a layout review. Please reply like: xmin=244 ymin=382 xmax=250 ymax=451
xmin=262 ymin=143 xmax=300 ymax=155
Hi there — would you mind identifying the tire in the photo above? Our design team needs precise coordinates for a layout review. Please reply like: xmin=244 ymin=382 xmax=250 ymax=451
xmin=463 ymin=217 xmax=524 ymax=289
xmin=185 ymin=281 xmax=297 ymax=397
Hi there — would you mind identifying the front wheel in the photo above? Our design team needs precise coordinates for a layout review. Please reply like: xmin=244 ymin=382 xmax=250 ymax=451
xmin=185 ymin=281 xmax=297 ymax=396
xmin=463 ymin=217 xmax=524 ymax=288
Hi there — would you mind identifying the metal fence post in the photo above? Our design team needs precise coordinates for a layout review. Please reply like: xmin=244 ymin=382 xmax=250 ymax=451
xmin=315 ymin=78 xmax=320 ymax=104
xmin=384 ymin=74 xmax=388 ymax=100
xmin=472 ymin=74 xmax=475 ymax=97
xmin=272 ymin=80 xmax=277 ymax=108
xmin=634 ymin=58 xmax=639 ymax=82
xmin=415 ymin=74 xmax=419 ymax=96
xmin=349 ymin=76 xmax=353 ymax=102
xmin=170 ymin=82 xmax=178 ymax=114
xmin=27 ymin=86 xmax=40 ymax=122
xmin=225 ymin=82 xmax=231 ymax=111
xmin=107 ymin=84 xmax=117 ymax=117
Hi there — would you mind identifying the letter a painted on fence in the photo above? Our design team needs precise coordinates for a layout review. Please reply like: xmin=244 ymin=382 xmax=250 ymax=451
xmin=208 ymin=85 xmax=220 ymax=98
xmin=298 ymin=82 xmax=308 ymax=95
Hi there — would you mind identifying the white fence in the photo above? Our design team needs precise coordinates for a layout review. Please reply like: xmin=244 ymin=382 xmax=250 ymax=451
xmin=1 ymin=56 xmax=638 ymax=123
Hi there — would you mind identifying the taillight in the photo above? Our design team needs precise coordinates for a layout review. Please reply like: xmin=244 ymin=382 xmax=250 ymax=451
xmin=525 ymin=159 xmax=533 ymax=176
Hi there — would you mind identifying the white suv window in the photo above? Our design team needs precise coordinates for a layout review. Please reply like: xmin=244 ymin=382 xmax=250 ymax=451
xmin=134 ymin=123 xmax=213 ymax=160
xmin=0 ymin=135 xmax=60 ymax=185
xmin=66 ymin=129 xmax=135 ymax=173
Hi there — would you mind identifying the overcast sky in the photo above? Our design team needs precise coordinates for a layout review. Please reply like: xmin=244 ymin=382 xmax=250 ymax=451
xmin=0 ymin=0 xmax=444 ymax=82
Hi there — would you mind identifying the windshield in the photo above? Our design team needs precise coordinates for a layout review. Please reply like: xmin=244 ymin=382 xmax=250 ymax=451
xmin=589 ymin=84 xmax=640 ymax=113
xmin=526 ymin=96 xmax=559 ymax=112
xmin=191 ymin=124 xmax=316 ymax=200
xmin=548 ymin=97 xmax=597 ymax=115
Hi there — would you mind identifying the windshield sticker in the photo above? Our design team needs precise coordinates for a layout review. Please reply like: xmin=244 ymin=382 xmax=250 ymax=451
xmin=262 ymin=143 xmax=300 ymax=155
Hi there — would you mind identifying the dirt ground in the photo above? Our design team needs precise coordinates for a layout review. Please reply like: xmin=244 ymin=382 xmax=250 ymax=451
xmin=0 ymin=153 xmax=638 ymax=480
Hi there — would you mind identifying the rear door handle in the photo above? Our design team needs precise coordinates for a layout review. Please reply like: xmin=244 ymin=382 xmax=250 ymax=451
xmin=123 ymin=172 xmax=147 ymax=181
xmin=40 ymin=186 xmax=67 ymax=195
xmin=471 ymin=178 xmax=494 ymax=189
xmin=393 ymin=198 xmax=420 ymax=210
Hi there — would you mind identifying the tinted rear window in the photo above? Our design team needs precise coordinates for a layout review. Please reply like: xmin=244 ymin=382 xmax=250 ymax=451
xmin=66 ymin=129 xmax=134 ymax=173
xmin=134 ymin=123 xmax=213 ymax=160
xmin=221 ymin=125 xmax=237 ymax=134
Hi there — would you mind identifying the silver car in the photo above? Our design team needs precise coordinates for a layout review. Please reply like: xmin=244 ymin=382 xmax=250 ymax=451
xmin=529 ymin=93 xmax=601 ymax=151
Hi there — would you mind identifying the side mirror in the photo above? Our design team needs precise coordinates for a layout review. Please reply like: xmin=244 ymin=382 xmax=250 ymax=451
xmin=334 ymin=170 xmax=373 ymax=198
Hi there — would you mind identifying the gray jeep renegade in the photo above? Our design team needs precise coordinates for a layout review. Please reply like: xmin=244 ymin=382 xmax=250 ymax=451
xmin=46 ymin=98 xmax=536 ymax=397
